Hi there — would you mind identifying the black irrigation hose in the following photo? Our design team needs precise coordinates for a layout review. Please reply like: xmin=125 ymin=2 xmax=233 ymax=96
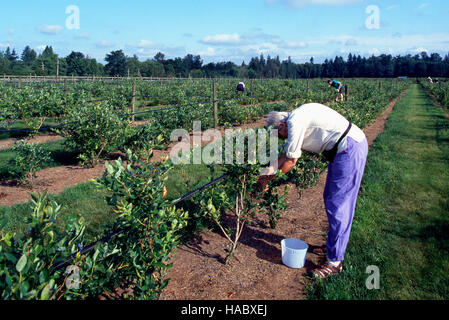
xmin=50 ymin=173 xmax=230 ymax=271
xmin=172 ymin=173 xmax=229 ymax=205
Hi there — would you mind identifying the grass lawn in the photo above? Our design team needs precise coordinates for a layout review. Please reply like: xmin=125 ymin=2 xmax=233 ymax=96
xmin=307 ymin=84 xmax=449 ymax=299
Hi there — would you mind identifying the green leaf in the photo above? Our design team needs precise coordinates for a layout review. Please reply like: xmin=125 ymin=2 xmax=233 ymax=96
xmin=40 ymin=283 xmax=52 ymax=300
xmin=21 ymin=281 xmax=30 ymax=295
xmin=16 ymin=254 xmax=28 ymax=273
xmin=39 ymin=270 xmax=49 ymax=284
xmin=93 ymin=248 xmax=100 ymax=262
xmin=34 ymin=244 xmax=43 ymax=256
xmin=4 ymin=252 xmax=18 ymax=264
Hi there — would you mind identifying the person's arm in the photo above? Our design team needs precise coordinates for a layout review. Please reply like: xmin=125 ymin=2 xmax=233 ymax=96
xmin=258 ymin=117 xmax=304 ymax=190
xmin=257 ymin=153 xmax=298 ymax=191
xmin=279 ymin=153 xmax=298 ymax=174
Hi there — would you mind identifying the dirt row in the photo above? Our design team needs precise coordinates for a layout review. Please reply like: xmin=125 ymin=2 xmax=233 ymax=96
xmin=0 ymin=133 xmax=63 ymax=151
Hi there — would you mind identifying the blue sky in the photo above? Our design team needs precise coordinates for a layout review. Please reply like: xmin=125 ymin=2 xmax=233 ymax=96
xmin=1 ymin=0 xmax=448 ymax=64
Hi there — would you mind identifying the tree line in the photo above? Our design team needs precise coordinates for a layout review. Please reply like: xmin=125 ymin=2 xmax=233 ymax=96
xmin=1 ymin=45 xmax=448 ymax=79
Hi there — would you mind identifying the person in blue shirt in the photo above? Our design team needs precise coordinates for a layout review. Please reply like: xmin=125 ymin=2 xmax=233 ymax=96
xmin=327 ymin=80 xmax=344 ymax=102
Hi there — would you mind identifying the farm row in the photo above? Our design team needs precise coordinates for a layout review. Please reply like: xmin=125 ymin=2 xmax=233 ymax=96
xmin=420 ymin=80 xmax=449 ymax=109
xmin=0 ymin=78 xmax=411 ymax=299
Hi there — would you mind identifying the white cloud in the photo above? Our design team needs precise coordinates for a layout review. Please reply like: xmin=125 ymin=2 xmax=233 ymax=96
xmin=95 ymin=40 xmax=115 ymax=48
xmin=127 ymin=43 xmax=187 ymax=60
xmin=408 ymin=47 xmax=428 ymax=53
xmin=136 ymin=40 xmax=157 ymax=48
xmin=37 ymin=25 xmax=63 ymax=35
xmin=243 ymin=29 xmax=283 ymax=43
xmin=198 ymin=47 xmax=216 ymax=57
xmin=35 ymin=45 xmax=47 ymax=51
xmin=200 ymin=33 xmax=244 ymax=46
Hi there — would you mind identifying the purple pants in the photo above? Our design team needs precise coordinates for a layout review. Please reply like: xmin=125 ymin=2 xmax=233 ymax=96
xmin=323 ymin=136 xmax=368 ymax=262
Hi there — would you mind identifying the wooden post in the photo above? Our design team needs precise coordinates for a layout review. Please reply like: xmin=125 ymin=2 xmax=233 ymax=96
xmin=131 ymin=80 xmax=136 ymax=123
xmin=307 ymin=79 xmax=310 ymax=99
xmin=250 ymin=79 xmax=254 ymax=105
xmin=345 ymin=85 xmax=349 ymax=101
xmin=64 ymin=79 xmax=68 ymax=95
xmin=213 ymin=82 xmax=218 ymax=129
xmin=18 ymin=76 xmax=22 ymax=89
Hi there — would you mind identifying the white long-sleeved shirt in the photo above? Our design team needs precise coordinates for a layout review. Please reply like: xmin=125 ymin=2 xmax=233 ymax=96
xmin=285 ymin=103 xmax=366 ymax=159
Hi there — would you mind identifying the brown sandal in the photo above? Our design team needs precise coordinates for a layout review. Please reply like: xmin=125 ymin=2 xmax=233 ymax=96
xmin=309 ymin=262 xmax=343 ymax=279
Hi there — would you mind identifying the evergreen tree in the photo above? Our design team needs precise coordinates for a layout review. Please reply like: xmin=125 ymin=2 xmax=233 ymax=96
xmin=66 ymin=51 xmax=87 ymax=76
xmin=105 ymin=50 xmax=128 ymax=77
xmin=21 ymin=46 xmax=37 ymax=65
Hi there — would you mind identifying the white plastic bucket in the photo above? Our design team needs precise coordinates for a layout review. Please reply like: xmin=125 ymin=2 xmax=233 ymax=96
xmin=281 ymin=238 xmax=309 ymax=269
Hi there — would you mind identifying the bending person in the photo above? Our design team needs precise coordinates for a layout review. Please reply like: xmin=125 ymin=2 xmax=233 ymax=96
xmin=258 ymin=103 xmax=368 ymax=279
xmin=327 ymin=79 xmax=344 ymax=102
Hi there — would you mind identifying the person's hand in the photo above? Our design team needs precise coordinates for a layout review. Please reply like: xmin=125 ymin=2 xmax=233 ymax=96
xmin=257 ymin=176 xmax=268 ymax=192
xmin=257 ymin=175 xmax=274 ymax=193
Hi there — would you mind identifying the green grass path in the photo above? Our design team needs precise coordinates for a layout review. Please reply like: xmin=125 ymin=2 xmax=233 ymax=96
xmin=308 ymin=84 xmax=449 ymax=300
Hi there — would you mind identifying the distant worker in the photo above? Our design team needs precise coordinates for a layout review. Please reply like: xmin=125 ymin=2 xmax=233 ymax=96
xmin=428 ymin=77 xmax=434 ymax=84
xmin=327 ymin=80 xmax=344 ymax=102
xmin=236 ymin=82 xmax=245 ymax=94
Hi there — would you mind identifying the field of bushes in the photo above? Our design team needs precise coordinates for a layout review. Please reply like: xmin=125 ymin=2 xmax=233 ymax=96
xmin=0 ymin=77 xmax=410 ymax=299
